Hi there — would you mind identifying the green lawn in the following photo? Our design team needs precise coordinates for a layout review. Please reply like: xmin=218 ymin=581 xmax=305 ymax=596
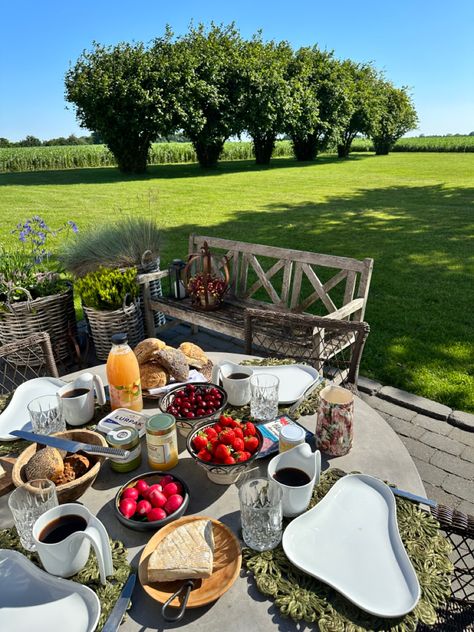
xmin=1 ymin=153 xmax=473 ymax=412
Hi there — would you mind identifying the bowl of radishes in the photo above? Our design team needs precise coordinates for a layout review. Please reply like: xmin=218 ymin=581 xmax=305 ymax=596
xmin=115 ymin=471 xmax=190 ymax=531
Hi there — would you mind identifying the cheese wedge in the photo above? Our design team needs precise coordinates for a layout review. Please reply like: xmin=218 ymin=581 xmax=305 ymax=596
xmin=148 ymin=519 xmax=214 ymax=583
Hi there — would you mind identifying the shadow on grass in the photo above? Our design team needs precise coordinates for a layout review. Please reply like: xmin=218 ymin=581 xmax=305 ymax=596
xmin=0 ymin=154 xmax=373 ymax=187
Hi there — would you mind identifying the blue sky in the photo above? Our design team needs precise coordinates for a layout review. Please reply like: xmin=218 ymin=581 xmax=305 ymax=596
xmin=1 ymin=0 xmax=473 ymax=141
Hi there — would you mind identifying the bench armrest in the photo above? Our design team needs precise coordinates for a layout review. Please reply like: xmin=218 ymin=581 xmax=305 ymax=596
xmin=325 ymin=298 xmax=364 ymax=320
xmin=136 ymin=269 xmax=170 ymax=284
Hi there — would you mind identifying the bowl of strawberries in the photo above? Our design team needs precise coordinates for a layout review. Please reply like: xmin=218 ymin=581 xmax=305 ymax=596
xmin=186 ymin=414 xmax=263 ymax=485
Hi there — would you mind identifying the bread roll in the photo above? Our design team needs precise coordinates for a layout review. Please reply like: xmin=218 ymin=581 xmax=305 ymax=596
xmin=25 ymin=447 xmax=64 ymax=483
xmin=178 ymin=342 xmax=208 ymax=369
xmin=154 ymin=348 xmax=189 ymax=382
xmin=140 ymin=362 xmax=169 ymax=389
xmin=134 ymin=338 xmax=167 ymax=365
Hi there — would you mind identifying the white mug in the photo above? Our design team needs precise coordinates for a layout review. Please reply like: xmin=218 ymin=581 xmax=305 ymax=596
xmin=267 ymin=443 xmax=321 ymax=517
xmin=32 ymin=503 xmax=113 ymax=585
xmin=211 ymin=362 xmax=253 ymax=407
xmin=58 ymin=372 xmax=106 ymax=426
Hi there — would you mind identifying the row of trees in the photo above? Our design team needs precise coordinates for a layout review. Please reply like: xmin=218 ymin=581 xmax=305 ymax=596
xmin=0 ymin=133 xmax=101 ymax=148
xmin=65 ymin=24 xmax=418 ymax=172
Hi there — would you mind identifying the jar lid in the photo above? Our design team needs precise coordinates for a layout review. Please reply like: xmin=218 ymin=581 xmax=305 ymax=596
xmin=106 ymin=427 xmax=138 ymax=448
xmin=280 ymin=425 xmax=306 ymax=442
xmin=147 ymin=413 xmax=175 ymax=431
xmin=111 ymin=333 xmax=127 ymax=345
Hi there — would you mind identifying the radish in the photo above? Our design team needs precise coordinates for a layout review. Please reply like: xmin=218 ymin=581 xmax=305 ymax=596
xmin=148 ymin=489 xmax=167 ymax=508
xmin=164 ymin=494 xmax=184 ymax=514
xmin=136 ymin=499 xmax=152 ymax=516
xmin=148 ymin=507 xmax=167 ymax=521
xmin=134 ymin=479 xmax=149 ymax=495
xmin=119 ymin=498 xmax=137 ymax=519
xmin=162 ymin=482 xmax=182 ymax=497
xmin=122 ymin=487 xmax=139 ymax=501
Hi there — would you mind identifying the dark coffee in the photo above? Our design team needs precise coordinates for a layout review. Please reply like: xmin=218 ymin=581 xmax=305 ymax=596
xmin=273 ymin=467 xmax=311 ymax=487
xmin=227 ymin=373 xmax=249 ymax=380
xmin=39 ymin=514 xmax=87 ymax=544
xmin=61 ymin=388 xmax=89 ymax=398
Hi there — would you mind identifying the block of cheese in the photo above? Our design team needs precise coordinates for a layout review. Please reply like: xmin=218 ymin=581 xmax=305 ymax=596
xmin=148 ymin=519 xmax=214 ymax=582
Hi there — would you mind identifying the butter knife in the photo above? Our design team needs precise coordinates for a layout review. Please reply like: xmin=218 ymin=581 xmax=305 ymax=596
xmin=11 ymin=429 xmax=130 ymax=460
xmin=102 ymin=572 xmax=136 ymax=632
xmin=390 ymin=487 xmax=437 ymax=508
xmin=288 ymin=378 xmax=323 ymax=418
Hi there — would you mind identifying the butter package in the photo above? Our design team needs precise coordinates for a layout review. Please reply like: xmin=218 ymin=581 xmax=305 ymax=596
xmin=96 ymin=408 xmax=148 ymax=438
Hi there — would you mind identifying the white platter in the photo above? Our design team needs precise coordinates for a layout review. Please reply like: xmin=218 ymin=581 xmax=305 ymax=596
xmin=251 ymin=364 xmax=320 ymax=404
xmin=0 ymin=376 xmax=66 ymax=441
xmin=0 ymin=549 xmax=100 ymax=632
xmin=282 ymin=474 xmax=420 ymax=618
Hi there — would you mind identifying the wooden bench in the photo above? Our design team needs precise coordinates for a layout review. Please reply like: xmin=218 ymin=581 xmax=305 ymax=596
xmin=137 ymin=235 xmax=374 ymax=345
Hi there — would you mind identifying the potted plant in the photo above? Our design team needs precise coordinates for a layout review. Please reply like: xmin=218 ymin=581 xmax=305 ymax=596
xmin=187 ymin=273 xmax=228 ymax=309
xmin=0 ymin=216 xmax=78 ymax=364
xmin=74 ymin=266 xmax=144 ymax=360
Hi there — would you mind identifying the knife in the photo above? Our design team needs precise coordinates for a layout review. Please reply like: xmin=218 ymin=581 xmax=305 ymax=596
xmin=11 ymin=430 xmax=130 ymax=460
xmin=390 ymin=486 xmax=437 ymax=508
xmin=288 ymin=378 xmax=324 ymax=418
xmin=101 ymin=572 xmax=136 ymax=632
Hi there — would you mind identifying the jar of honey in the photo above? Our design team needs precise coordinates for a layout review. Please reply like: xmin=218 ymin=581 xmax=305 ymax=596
xmin=146 ymin=413 xmax=178 ymax=470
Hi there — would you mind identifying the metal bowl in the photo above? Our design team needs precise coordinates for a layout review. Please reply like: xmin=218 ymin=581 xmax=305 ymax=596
xmin=114 ymin=471 xmax=190 ymax=531
xmin=159 ymin=382 xmax=227 ymax=437
xmin=186 ymin=420 xmax=263 ymax=485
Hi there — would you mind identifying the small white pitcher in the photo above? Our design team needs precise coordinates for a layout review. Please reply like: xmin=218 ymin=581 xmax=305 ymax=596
xmin=32 ymin=503 xmax=113 ymax=585
xmin=267 ymin=443 xmax=321 ymax=517
xmin=211 ymin=361 xmax=254 ymax=406
xmin=58 ymin=372 xmax=106 ymax=426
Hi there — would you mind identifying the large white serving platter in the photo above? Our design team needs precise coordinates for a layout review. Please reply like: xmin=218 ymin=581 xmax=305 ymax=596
xmin=282 ymin=474 xmax=420 ymax=618
xmin=0 ymin=376 xmax=66 ymax=441
xmin=251 ymin=364 xmax=320 ymax=404
xmin=0 ymin=549 xmax=100 ymax=632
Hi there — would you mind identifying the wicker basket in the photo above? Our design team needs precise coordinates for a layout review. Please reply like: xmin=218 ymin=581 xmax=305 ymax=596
xmin=83 ymin=297 xmax=145 ymax=361
xmin=0 ymin=285 xmax=77 ymax=365
xmin=137 ymin=252 xmax=165 ymax=330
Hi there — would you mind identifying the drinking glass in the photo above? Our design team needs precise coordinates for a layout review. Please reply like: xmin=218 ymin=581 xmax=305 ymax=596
xmin=239 ymin=477 xmax=282 ymax=551
xmin=250 ymin=373 xmax=279 ymax=421
xmin=28 ymin=394 xmax=66 ymax=435
xmin=8 ymin=479 xmax=58 ymax=551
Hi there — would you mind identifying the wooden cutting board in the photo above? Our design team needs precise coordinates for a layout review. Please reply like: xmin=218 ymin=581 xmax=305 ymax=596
xmin=0 ymin=457 xmax=16 ymax=497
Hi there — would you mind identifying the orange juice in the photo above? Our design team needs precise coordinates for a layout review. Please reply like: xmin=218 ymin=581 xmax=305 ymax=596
xmin=106 ymin=333 xmax=143 ymax=412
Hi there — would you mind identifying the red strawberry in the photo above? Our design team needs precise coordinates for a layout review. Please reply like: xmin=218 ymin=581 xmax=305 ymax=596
xmin=204 ymin=426 xmax=218 ymax=439
xmin=214 ymin=443 xmax=232 ymax=462
xmin=224 ymin=455 xmax=236 ymax=464
xmin=207 ymin=437 xmax=219 ymax=452
xmin=232 ymin=437 xmax=245 ymax=451
xmin=197 ymin=448 xmax=212 ymax=462
xmin=219 ymin=415 xmax=233 ymax=427
xmin=244 ymin=435 xmax=259 ymax=453
xmin=243 ymin=421 xmax=257 ymax=436
xmin=192 ymin=432 xmax=208 ymax=451
xmin=233 ymin=427 xmax=244 ymax=439
xmin=227 ymin=417 xmax=240 ymax=428
xmin=219 ymin=428 xmax=235 ymax=445
xmin=213 ymin=423 xmax=223 ymax=434
xmin=234 ymin=450 xmax=250 ymax=462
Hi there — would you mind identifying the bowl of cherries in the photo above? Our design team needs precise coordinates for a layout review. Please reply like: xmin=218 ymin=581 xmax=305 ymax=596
xmin=115 ymin=471 xmax=190 ymax=531
xmin=159 ymin=382 xmax=227 ymax=437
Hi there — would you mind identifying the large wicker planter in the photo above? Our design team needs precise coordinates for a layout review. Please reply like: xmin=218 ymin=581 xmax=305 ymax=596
xmin=83 ymin=299 xmax=144 ymax=361
xmin=0 ymin=286 xmax=77 ymax=365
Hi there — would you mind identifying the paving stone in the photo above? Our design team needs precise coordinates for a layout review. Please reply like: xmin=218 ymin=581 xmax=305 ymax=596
xmin=423 ymin=482 xmax=461 ymax=509
xmin=461 ymin=445 xmax=474 ymax=463
xmin=400 ymin=436 xmax=436 ymax=463
xmin=449 ymin=410 xmax=474 ymax=431
xmin=430 ymin=451 xmax=474 ymax=480
xmin=442 ymin=474 xmax=474 ymax=503
xmin=362 ymin=396 xmax=417 ymax=422
xmin=412 ymin=413 xmax=452 ymax=436
xmin=458 ymin=500 xmax=474 ymax=517
xmin=448 ymin=426 xmax=474 ymax=448
xmin=418 ymin=431 xmax=464 ymax=456
xmin=357 ymin=376 xmax=383 ymax=395
xmin=414 ymin=459 xmax=447 ymax=487
xmin=378 ymin=386 xmax=451 ymax=420
xmin=384 ymin=416 xmax=425 ymax=439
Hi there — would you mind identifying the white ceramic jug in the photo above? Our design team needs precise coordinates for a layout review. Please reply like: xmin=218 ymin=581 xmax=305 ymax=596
xmin=33 ymin=503 xmax=113 ymax=585
xmin=211 ymin=361 xmax=254 ymax=406
xmin=267 ymin=443 xmax=321 ymax=517
xmin=57 ymin=372 xmax=106 ymax=426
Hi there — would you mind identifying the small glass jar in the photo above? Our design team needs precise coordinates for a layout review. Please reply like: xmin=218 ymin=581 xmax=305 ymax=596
xmin=146 ymin=413 xmax=179 ymax=470
xmin=279 ymin=424 xmax=306 ymax=453
xmin=106 ymin=427 xmax=142 ymax=472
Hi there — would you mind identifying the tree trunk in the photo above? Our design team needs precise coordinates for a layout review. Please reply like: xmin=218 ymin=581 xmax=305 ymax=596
xmin=291 ymin=135 xmax=319 ymax=161
xmin=252 ymin=134 xmax=276 ymax=165
xmin=372 ymin=137 xmax=392 ymax=155
xmin=194 ymin=139 xmax=225 ymax=168
xmin=108 ymin=139 xmax=150 ymax=173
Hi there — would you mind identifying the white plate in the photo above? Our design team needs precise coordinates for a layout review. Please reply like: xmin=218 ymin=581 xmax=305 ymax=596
xmin=251 ymin=364 xmax=320 ymax=404
xmin=0 ymin=549 xmax=100 ymax=632
xmin=282 ymin=474 xmax=420 ymax=618
xmin=0 ymin=376 xmax=66 ymax=441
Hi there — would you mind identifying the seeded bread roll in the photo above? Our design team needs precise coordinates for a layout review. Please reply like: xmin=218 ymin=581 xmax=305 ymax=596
xmin=134 ymin=338 xmax=167 ymax=365
xmin=25 ymin=447 xmax=64 ymax=483
xmin=154 ymin=348 xmax=189 ymax=383
xmin=140 ymin=362 xmax=169 ymax=389
xmin=178 ymin=342 xmax=208 ymax=369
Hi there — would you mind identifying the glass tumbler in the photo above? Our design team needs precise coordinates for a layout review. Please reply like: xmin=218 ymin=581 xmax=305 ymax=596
xmin=250 ymin=373 xmax=280 ymax=421
xmin=28 ymin=394 xmax=66 ymax=435
xmin=8 ymin=479 xmax=58 ymax=551
xmin=239 ymin=477 xmax=283 ymax=551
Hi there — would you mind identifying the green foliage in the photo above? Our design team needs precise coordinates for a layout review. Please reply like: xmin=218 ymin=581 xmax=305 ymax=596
xmin=75 ymin=266 xmax=139 ymax=311
xmin=370 ymin=84 xmax=418 ymax=154
xmin=65 ymin=35 xmax=178 ymax=173
xmin=61 ymin=215 xmax=162 ymax=276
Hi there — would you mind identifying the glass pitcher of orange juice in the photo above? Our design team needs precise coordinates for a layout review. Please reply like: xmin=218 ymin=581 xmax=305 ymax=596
xmin=106 ymin=333 xmax=143 ymax=412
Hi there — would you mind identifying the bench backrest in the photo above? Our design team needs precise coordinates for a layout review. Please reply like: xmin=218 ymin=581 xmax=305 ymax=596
xmin=188 ymin=235 xmax=373 ymax=321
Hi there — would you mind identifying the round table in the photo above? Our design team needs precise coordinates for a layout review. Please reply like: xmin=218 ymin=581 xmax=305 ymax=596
xmin=1 ymin=351 xmax=426 ymax=632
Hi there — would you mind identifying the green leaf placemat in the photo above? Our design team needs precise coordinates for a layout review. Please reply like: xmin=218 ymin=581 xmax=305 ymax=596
xmin=0 ymin=527 xmax=131 ymax=631
xmin=243 ymin=469 xmax=453 ymax=632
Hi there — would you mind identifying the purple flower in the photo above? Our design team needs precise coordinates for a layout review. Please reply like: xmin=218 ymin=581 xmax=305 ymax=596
xmin=19 ymin=231 xmax=26 ymax=243
xmin=68 ymin=220 xmax=79 ymax=233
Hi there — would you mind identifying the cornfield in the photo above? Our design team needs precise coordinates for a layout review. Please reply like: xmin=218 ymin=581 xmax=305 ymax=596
xmin=352 ymin=135 xmax=474 ymax=153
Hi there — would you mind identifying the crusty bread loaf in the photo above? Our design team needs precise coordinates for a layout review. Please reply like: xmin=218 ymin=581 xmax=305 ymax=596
xmin=25 ymin=447 xmax=64 ymax=483
xmin=134 ymin=338 xmax=167 ymax=365
xmin=178 ymin=342 xmax=208 ymax=369
xmin=140 ymin=362 xmax=169 ymax=389
xmin=154 ymin=348 xmax=189 ymax=382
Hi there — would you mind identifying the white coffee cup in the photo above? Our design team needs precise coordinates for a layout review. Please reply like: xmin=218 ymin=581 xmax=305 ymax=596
xmin=267 ymin=443 xmax=321 ymax=517
xmin=32 ymin=503 xmax=113 ymax=585
xmin=211 ymin=362 xmax=253 ymax=406
xmin=58 ymin=372 xmax=106 ymax=426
